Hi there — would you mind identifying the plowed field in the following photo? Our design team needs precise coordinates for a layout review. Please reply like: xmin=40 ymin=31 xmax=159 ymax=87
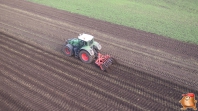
xmin=1 ymin=0 xmax=198 ymax=111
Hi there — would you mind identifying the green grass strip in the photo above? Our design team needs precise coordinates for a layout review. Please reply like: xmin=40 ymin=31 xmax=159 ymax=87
xmin=28 ymin=0 xmax=198 ymax=44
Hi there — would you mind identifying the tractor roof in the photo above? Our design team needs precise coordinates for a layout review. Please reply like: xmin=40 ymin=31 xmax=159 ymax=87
xmin=78 ymin=34 xmax=94 ymax=41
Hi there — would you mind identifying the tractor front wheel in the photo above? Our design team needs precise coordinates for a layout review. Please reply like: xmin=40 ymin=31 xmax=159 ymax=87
xmin=62 ymin=45 xmax=73 ymax=56
xmin=79 ymin=50 xmax=94 ymax=63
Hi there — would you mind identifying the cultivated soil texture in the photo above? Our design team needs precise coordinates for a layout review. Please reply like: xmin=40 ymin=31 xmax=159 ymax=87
xmin=1 ymin=0 xmax=198 ymax=111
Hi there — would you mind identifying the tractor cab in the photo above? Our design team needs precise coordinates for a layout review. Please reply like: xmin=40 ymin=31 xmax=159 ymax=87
xmin=78 ymin=34 xmax=94 ymax=46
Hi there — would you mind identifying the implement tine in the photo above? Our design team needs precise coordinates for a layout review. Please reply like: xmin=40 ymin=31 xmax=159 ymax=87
xmin=95 ymin=53 xmax=114 ymax=71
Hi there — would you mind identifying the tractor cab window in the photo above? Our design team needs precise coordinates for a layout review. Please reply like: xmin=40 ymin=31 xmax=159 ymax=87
xmin=85 ymin=40 xmax=93 ymax=46
xmin=79 ymin=40 xmax=84 ymax=46
xmin=90 ymin=39 xmax=93 ymax=45
xmin=84 ymin=42 xmax=88 ymax=46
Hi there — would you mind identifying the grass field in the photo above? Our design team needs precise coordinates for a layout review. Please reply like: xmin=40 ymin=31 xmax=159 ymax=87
xmin=28 ymin=0 xmax=198 ymax=44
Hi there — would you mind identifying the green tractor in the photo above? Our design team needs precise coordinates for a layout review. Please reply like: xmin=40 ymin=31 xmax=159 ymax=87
xmin=62 ymin=33 xmax=114 ymax=71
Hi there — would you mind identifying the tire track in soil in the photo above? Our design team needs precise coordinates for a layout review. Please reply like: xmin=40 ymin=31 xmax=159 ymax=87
xmin=1 ymin=29 xmax=198 ymax=110
xmin=0 ymin=7 xmax=67 ymax=44
xmin=0 ymin=60 xmax=127 ymax=110
xmin=1 ymin=62 xmax=89 ymax=111
xmin=0 ymin=49 xmax=103 ymax=109
xmin=0 ymin=40 xmax=91 ymax=110
xmin=1 ymin=51 xmax=99 ymax=110
xmin=0 ymin=32 xmax=145 ymax=110
xmin=0 ymin=90 xmax=32 ymax=111
xmin=1 ymin=75 xmax=48 ymax=111
xmin=0 ymin=40 xmax=116 ymax=109
xmin=1 ymin=31 xmax=195 ymax=100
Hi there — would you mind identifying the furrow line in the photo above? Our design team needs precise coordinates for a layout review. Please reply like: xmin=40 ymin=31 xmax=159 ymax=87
xmin=0 ymin=33 xmax=179 ymax=109
xmin=0 ymin=22 xmax=61 ymax=45
xmin=0 ymin=33 xmax=180 ymax=109
xmin=0 ymin=32 xmax=174 ymax=105
xmin=1 ymin=66 xmax=83 ymax=111
xmin=0 ymin=6 xmax=77 ymax=39
xmin=112 ymin=63 xmax=195 ymax=93
xmin=2 ymin=48 xmax=122 ymax=110
xmin=1 ymin=27 xmax=197 ymax=96
xmin=96 ymin=37 xmax=198 ymax=71
xmin=0 ymin=96 xmax=13 ymax=111
xmin=0 ymin=32 xmax=193 ymax=110
xmin=0 ymin=91 xmax=31 ymax=111
xmin=0 ymin=39 xmax=142 ymax=110
xmin=1 ymin=74 xmax=46 ymax=111
xmin=0 ymin=58 xmax=88 ymax=110
xmin=0 ymin=48 xmax=108 ymax=110
xmin=109 ymin=51 xmax=198 ymax=90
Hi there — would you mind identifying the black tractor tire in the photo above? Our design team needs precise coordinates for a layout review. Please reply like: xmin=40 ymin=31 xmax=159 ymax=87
xmin=62 ymin=44 xmax=73 ymax=56
xmin=79 ymin=50 xmax=94 ymax=64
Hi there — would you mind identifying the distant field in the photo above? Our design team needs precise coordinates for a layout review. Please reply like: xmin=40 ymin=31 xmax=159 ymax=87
xmin=28 ymin=0 xmax=198 ymax=44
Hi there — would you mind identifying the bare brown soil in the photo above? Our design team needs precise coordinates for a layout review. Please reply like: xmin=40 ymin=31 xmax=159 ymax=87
xmin=0 ymin=0 xmax=198 ymax=110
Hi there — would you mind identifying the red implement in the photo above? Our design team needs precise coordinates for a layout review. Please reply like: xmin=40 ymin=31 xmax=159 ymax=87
xmin=95 ymin=53 xmax=114 ymax=71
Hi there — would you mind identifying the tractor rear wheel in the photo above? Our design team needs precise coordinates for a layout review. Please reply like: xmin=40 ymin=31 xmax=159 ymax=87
xmin=62 ymin=44 xmax=73 ymax=56
xmin=79 ymin=50 xmax=94 ymax=63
